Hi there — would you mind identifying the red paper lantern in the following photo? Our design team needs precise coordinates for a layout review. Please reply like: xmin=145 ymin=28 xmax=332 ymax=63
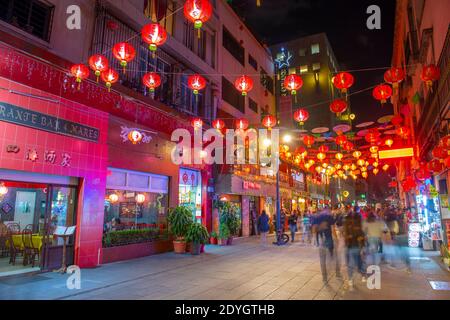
xmin=335 ymin=135 xmax=347 ymax=147
xmin=191 ymin=117 xmax=203 ymax=130
xmin=329 ymin=99 xmax=347 ymax=116
xmin=141 ymin=23 xmax=167 ymax=52
xmin=332 ymin=72 xmax=354 ymax=93
xmin=262 ymin=115 xmax=277 ymax=130
xmin=343 ymin=141 xmax=354 ymax=151
xmin=428 ymin=159 xmax=443 ymax=173
xmin=100 ymin=68 xmax=119 ymax=92
xmin=373 ymin=84 xmax=393 ymax=104
xmin=396 ymin=126 xmax=410 ymax=139
xmin=421 ymin=64 xmax=440 ymax=88
xmin=384 ymin=67 xmax=405 ymax=89
xmin=284 ymin=74 xmax=303 ymax=95
xmin=415 ymin=166 xmax=431 ymax=181
xmin=318 ymin=145 xmax=329 ymax=153
xmin=303 ymin=135 xmax=315 ymax=148
xmin=391 ymin=114 xmax=403 ymax=126
xmin=293 ymin=109 xmax=309 ymax=125
xmin=441 ymin=135 xmax=450 ymax=149
xmin=235 ymin=118 xmax=249 ymax=130
xmin=432 ymin=146 xmax=448 ymax=159
xmin=70 ymin=64 xmax=90 ymax=90
xmin=142 ymin=72 xmax=161 ymax=92
xmin=444 ymin=156 xmax=450 ymax=168
xmin=234 ymin=75 xmax=253 ymax=96
xmin=88 ymin=55 xmax=109 ymax=82
xmin=184 ymin=0 xmax=213 ymax=30
xmin=212 ymin=119 xmax=226 ymax=131
xmin=384 ymin=136 xmax=394 ymax=148
xmin=187 ymin=74 xmax=206 ymax=94
xmin=112 ymin=42 xmax=136 ymax=73
xmin=365 ymin=129 xmax=380 ymax=144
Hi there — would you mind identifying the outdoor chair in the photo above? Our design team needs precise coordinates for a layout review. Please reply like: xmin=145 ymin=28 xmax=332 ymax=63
xmin=7 ymin=229 xmax=24 ymax=265
xmin=22 ymin=226 xmax=40 ymax=267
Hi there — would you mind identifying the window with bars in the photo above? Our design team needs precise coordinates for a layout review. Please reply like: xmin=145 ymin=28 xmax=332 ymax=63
xmin=249 ymin=98 xmax=258 ymax=113
xmin=222 ymin=77 xmax=245 ymax=113
xmin=260 ymin=68 xmax=274 ymax=95
xmin=222 ymin=27 xmax=244 ymax=66
xmin=0 ymin=0 xmax=54 ymax=41
xmin=248 ymin=54 xmax=258 ymax=70
xmin=183 ymin=21 xmax=207 ymax=61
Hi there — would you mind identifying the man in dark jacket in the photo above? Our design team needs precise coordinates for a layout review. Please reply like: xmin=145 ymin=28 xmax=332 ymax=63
xmin=312 ymin=206 xmax=336 ymax=283
xmin=343 ymin=208 xmax=366 ymax=289
xmin=258 ymin=210 xmax=270 ymax=247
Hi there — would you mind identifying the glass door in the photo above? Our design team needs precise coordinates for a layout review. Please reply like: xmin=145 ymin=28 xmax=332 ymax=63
xmin=41 ymin=186 xmax=77 ymax=271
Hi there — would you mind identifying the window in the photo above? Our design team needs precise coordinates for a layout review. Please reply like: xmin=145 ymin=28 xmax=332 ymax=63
xmin=299 ymin=48 xmax=307 ymax=57
xmin=183 ymin=21 xmax=195 ymax=51
xmin=300 ymin=65 xmax=308 ymax=74
xmin=311 ymin=43 xmax=320 ymax=54
xmin=0 ymin=0 xmax=54 ymax=41
xmin=180 ymin=74 xmax=204 ymax=115
xmin=223 ymin=27 xmax=245 ymax=66
xmin=249 ymin=98 xmax=258 ymax=113
xmin=144 ymin=0 xmax=174 ymax=35
xmin=312 ymin=63 xmax=321 ymax=71
xmin=260 ymin=68 xmax=274 ymax=94
xmin=248 ymin=54 xmax=258 ymax=70
xmin=222 ymin=77 xmax=245 ymax=113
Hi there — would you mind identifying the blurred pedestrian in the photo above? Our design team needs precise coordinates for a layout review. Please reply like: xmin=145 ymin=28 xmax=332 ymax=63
xmin=343 ymin=208 xmax=366 ymax=289
xmin=363 ymin=211 xmax=388 ymax=266
xmin=301 ymin=211 xmax=311 ymax=243
xmin=288 ymin=210 xmax=298 ymax=242
xmin=258 ymin=210 xmax=270 ymax=247
xmin=389 ymin=208 xmax=411 ymax=273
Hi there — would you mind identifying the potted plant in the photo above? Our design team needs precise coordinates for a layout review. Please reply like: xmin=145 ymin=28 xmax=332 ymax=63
xmin=167 ymin=206 xmax=193 ymax=253
xmin=209 ymin=231 xmax=218 ymax=245
xmin=185 ymin=222 xmax=209 ymax=255
xmin=218 ymin=224 xmax=230 ymax=246
xmin=219 ymin=202 xmax=241 ymax=245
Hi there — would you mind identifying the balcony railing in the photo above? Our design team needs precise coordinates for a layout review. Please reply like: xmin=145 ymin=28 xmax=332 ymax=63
xmin=417 ymin=28 xmax=450 ymax=157
xmin=90 ymin=6 xmax=213 ymax=123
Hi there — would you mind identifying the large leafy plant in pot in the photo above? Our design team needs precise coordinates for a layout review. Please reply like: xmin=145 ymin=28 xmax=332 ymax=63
xmin=219 ymin=201 xmax=241 ymax=245
xmin=185 ymin=222 xmax=209 ymax=255
xmin=167 ymin=206 xmax=193 ymax=253
xmin=218 ymin=224 xmax=230 ymax=246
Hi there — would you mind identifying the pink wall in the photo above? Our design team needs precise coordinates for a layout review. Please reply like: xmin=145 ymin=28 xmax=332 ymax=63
xmin=0 ymin=78 xmax=109 ymax=268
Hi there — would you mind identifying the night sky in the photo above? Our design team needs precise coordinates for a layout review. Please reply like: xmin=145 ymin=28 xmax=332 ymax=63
xmin=230 ymin=0 xmax=397 ymax=124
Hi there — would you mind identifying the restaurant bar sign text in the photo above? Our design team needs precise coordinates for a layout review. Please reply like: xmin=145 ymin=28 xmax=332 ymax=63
xmin=0 ymin=102 xmax=99 ymax=142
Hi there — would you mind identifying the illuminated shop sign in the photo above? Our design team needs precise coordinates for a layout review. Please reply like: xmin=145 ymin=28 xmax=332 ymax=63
xmin=378 ymin=147 xmax=414 ymax=160
xmin=243 ymin=181 xmax=261 ymax=190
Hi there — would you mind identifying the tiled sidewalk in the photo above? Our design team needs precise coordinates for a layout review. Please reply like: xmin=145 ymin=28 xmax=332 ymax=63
xmin=0 ymin=236 xmax=449 ymax=300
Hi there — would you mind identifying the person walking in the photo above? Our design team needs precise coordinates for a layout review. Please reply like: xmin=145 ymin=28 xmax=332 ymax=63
xmin=301 ymin=211 xmax=311 ymax=243
xmin=389 ymin=208 xmax=411 ymax=273
xmin=288 ymin=210 xmax=298 ymax=242
xmin=363 ymin=211 xmax=388 ymax=266
xmin=311 ymin=206 xmax=336 ymax=283
xmin=343 ymin=207 xmax=366 ymax=290
xmin=257 ymin=210 xmax=270 ymax=247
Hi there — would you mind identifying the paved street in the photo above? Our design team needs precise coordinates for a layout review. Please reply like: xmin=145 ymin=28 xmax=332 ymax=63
xmin=0 ymin=236 xmax=449 ymax=300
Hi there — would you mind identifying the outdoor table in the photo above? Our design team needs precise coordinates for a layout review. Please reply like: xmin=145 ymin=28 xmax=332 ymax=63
xmin=10 ymin=234 xmax=44 ymax=251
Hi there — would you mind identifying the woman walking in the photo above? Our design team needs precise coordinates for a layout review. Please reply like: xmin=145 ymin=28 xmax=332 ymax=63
xmin=258 ymin=210 xmax=270 ymax=247
xmin=363 ymin=211 xmax=388 ymax=266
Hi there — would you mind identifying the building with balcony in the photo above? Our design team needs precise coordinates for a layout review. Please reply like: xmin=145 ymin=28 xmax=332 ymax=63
xmin=392 ymin=0 xmax=450 ymax=249
xmin=0 ymin=0 xmax=278 ymax=275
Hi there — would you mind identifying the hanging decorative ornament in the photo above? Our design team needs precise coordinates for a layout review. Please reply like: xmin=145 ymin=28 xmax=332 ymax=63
xmin=128 ymin=129 xmax=143 ymax=144
xmin=70 ymin=64 xmax=90 ymax=90
xmin=335 ymin=135 xmax=347 ymax=147
xmin=112 ymin=42 xmax=136 ymax=73
xmin=262 ymin=115 xmax=277 ymax=130
xmin=421 ymin=64 xmax=440 ymax=89
xmin=343 ymin=141 xmax=354 ymax=151
xmin=415 ymin=165 xmax=431 ymax=181
xmin=108 ymin=193 xmax=119 ymax=203
xmin=329 ymin=99 xmax=347 ymax=117
xmin=332 ymin=72 xmax=354 ymax=94
xmin=100 ymin=68 xmax=119 ymax=92
xmin=384 ymin=67 xmax=405 ymax=89
xmin=284 ymin=74 xmax=303 ymax=96
xmin=357 ymin=159 xmax=366 ymax=167
xmin=235 ymin=118 xmax=249 ymax=130
xmin=0 ymin=183 xmax=8 ymax=196
xmin=141 ymin=23 xmax=167 ymax=53
xmin=396 ymin=126 xmax=410 ymax=139
xmin=184 ymin=0 xmax=213 ymax=37
xmin=373 ymin=84 xmax=393 ymax=104
xmin=428 ymin=159 xmax=443 ymax=173
xmin=318 ymin=145 xmax=329 ymax=153
xmin=384 ymin=137 xmax=394 ymax=148
xmin=362 ymin=172 xmax=368 ymax=179
xmin=187 ymin=74 xmax=206 ymax=95
xmin=142 ymin=72 xmax=161 ymax=92
xmin=353 ymin=150 xmax=362 ymax=159
xmin=191 ymin=117 xmax=203 ymax=130
xmin=382 ymin=164 xmax=390 ymax=171
xmin=369 ymin=146 xmax=379 ymax=154
xmin=302 ymin=135 xmax=315 ymax=148
xmin=88 ymin=55 xmax=109 ymax=82
xmin=212 ymin=119 xmax=226 ymax=132
xmin=444 ymin=156 xmax=450 ymax=169
xmin=235 ymin=75 xmax=254 ymax=96
xmin=391 ymin=114 xmax=403 ymax=127
xmin=335 ymin=153 xmax=344 ymax=161
xmin=441 ymin=135 xmax=450 ymax=149
xmin=293 ymin=109 xmax=309 ymax=126
xmin=373 ymin=168 xmax=379 ymax=175
xmin=432 ymin=146 xmax=448 ymax=159
xmin=365 ymin=128 xmax=381 ymax=144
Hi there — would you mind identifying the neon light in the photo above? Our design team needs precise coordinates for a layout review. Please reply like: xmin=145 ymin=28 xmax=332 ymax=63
xmin=378 ymin=147 xmax=414 ymax=159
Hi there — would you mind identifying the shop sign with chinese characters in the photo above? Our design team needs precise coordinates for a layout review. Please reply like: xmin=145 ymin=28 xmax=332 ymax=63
xmin=243 ymin=181 xmax=261 ymax=190
xmin=20 ymin=147 xmax=72 ymax=167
